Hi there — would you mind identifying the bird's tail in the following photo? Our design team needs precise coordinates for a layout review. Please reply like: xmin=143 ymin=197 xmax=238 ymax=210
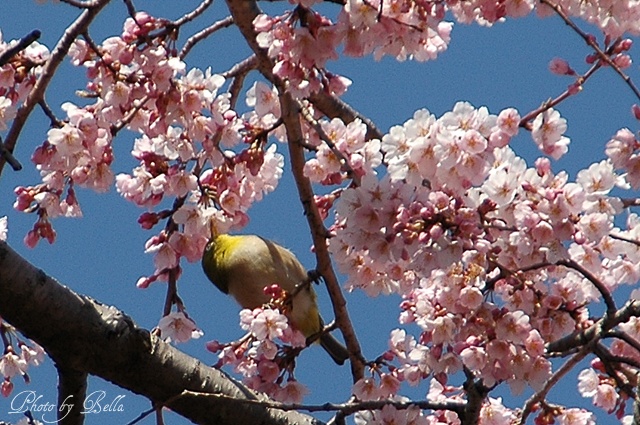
xmin=320 ymin=333 xmax=350 ymax=365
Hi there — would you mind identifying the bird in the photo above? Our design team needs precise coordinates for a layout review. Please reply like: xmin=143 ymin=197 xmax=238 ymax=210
xmin=201 ymin=232 xmax=349 ymax=365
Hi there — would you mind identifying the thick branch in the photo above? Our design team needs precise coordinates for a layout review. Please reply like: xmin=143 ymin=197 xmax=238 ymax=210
xmin=56 ymin=366 xmax=87 ymax=425
xmin=0 ymin=241 xmax=322 ymax=425
xmin=183 ymin=389 xmax=466 ymax=416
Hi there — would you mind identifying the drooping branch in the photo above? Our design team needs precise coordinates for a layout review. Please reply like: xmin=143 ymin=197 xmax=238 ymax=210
xmin=518 ymin=259 xmax=617 ymax=317
xmin=0 ymin=241 xmax=323 ymax=425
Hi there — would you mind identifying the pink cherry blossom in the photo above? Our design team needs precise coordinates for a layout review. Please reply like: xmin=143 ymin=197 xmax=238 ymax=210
xmin=0 ymin=351 xmax=28 ymax=379
xmin=531 ymin=108 xmax=570 ymax=159
xmin=557 ymin=408 xmax=595 ymax=425
xmin=275 ymin=380 xmax=309 ymax=404
xmin=157 ymin=312 xmax=203 ymax=344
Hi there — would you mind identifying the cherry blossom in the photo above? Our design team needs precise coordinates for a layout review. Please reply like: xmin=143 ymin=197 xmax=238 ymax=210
xmin=531 ymin=108 xmax=570 ymax=159
xmin=557 ymin=408 xmax=596 ymax=425
xmin=157 ymin=311 xmax=203 ymax=344
xmin=0 ymin=351 xmax=27 ymax=380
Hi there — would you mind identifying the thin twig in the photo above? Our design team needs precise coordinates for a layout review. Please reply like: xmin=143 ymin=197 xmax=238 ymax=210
xmin=519 ymin=61 xmax=600 ymax=129
xmin=0 ymin=30 xmax=41 ymax=67
xmin=59 ymin=0 xmax=100 ymax=7
xmin=110 ymin=94 xmax=150 ymax=135
xmin=622 ymin=198 xmax=640 ymax=208
xmin=125 ymin=406 xmax=155 ymax=425
xmin=308 ymin=90 xmax=384 ymax=142
xmin=123 ymin=0 xmax=137 ymax=20
xmin=221 ymin=55 xmax=257 ymax=80
xmin=547 ymin=301 xmax=640 ymax=354
xmin=179 ymin=17 xmax=234 ymax=60
xmin=594 ymin=343 xmax=636 ymax=396
xmin=610 ymin=233 xmax=640 ymax=248
xmin=519 ymin=259 xmax=616 ymax=316
xmin=82 ymin=31 xmax=119 ymax=78
xmin=556 ymin=258 xmax=617 ymax=317
xmin=519 ymin=347 xmax=590 ymax=424
xmin=298 ymin=101 xmax=361 ymax=186
xmin=280 ymin=90 xmax=365 ymax=381
xmin=228 ymin=67 xmax=248 ymax=111
xmin=606 ymin=330 xmax=640 ymax=354
xmin=0 ymin=138 xmax=22 ymax=171
xmin=539 ymin=0 xmax=640 ymax=101
xmin=38 ymin=99 xmax=64 ymax=129
xmin=173 ymin=0 xmax=215 ymax=27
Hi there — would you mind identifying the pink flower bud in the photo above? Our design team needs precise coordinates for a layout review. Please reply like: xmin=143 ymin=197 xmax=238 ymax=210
xmin=1 ymin=379 xmax=13 ymax=397
xmin=24 ymin=229 xmax=39 ymax=248
xmin=549 ymin=57 xmax=574 ymax=75
xmin=613 ymin=54 xmax=632 ymax=69
xmin=138 ymin=212 xmax=160 ymax=229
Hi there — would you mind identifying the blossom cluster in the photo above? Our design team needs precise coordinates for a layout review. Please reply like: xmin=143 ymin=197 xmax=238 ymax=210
xmin=254 ymin=0 xmax=453 ymax=97
xmin=323 ymin=102 xmax=640 ymax=421
xmin=255 ymin=0 xmax=640 ymax=100
xmin=0 ymin=31 xmax=48 ymax=131
xmin=11 ymin=13 xmax=286 ymax=286
xmin=303 ymin=117 xmax=382 ymax=185
xmin=0 ymin=319 xmax=46 ymax=397
xmin=208 ymin=306 xmax=310 ymax=404
xmin=4 ymin=0 xmax=640 ymax=421
xmin=0 ymin=32 xmax=52 ymax=245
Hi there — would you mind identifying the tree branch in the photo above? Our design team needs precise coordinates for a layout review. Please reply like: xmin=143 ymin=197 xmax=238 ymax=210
xmin=0 ymin=29 xmax=41 ymax=67
xmin=547 ymin=301 xmax=640 ymax=354
xmin=223 ymin=0 xmax=382 ymax=141
xmin=279 ymin=91 xmax=366 ymax=382
xmin=179 ymin=16 xmax=234 ymax=60
xmin=519 ymin=347 xmax=590 ymax=424
xmin=56 ymin=365 xmax=87 ymax=425
xmin=225 ymin=0 xmax=366 ymax=381
xmin=0 ymin=241 xmax=323 ymax=425
xmin=181 ymin=389 xmax=466 ymax=416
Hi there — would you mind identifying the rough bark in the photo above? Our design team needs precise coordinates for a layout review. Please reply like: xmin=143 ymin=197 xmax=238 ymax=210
xmin=0 ymin=241 xmax=322 ymax=425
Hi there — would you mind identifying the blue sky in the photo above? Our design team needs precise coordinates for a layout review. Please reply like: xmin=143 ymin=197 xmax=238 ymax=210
xmin=1 ymin=1 xmax=639 ymax=424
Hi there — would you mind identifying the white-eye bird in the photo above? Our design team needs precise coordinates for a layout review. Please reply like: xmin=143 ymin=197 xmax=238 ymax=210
xmin=201 ymin=233 xmax=349 ymax=365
